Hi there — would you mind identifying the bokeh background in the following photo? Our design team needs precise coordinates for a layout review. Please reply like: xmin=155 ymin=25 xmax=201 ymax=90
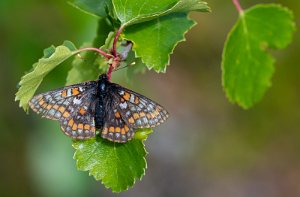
xmin=1 ymin=0 xmax=299 ymax=196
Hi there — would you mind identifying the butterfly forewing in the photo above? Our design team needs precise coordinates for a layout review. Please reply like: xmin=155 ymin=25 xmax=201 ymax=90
xmin=29 ymin=81 xmax=98 ymax=139
xmin=111 ymin=84 xmax=169 ymax=129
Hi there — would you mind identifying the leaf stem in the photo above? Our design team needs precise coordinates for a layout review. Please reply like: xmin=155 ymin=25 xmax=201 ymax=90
xmin=75 ymin=47 xmax=113 ymax=59
xmin=112 ymin=26 xmax=124 ymax=57
xmin=107 ymin=26 xmax=125 ymax=80
xmin=107 ymin=64 xmax=114 ymax=81
xmin=232 ymin=0 xmax=243 ymax=13
xmin=78 ymin=26 xmax=126 ymax=81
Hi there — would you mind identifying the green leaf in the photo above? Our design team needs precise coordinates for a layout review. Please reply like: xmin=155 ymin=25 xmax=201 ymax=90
xmin=113 ymin=0 xmax=209 ymax=26
xmin=69 ymin=0 xmax=113 ymax=18
xmin=124 ymin=13 xmax=196 ymax=72
xmin=15 ymin=41 xmax=77 ymax=111
xmin=73 ymin=137 xmax=147 ymax=192
xmin=134 ymin=129 xmax=153 ymax=141
xmin=222 ymin=4 xmax=295 ymax=109
xmin=66 ymin=19 xmax=113 ymax=85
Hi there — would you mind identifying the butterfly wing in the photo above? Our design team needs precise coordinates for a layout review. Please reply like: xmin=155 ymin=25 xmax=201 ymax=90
xmin=29 ymin=81 xmax=98 ymax=139
xmin=100 ymin=98 xmax=134 ymax=143
xmin=110 ymin=84 xmax=169 ymax=129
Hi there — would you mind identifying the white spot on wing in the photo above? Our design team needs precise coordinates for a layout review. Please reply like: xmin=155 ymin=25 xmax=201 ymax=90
xmin=48 ymin=109 xmax=56 ymax=116
xmin=119 ymin=102 xmax=127 ymax=109
xmin=73 ymin=98 xmax=81 ymax=105
xmin=67 ymin=89 xmax=72 ymax=96
xmin=142 ymin=117 xmax=148 ymax=124
xmin=148 ymin=104 xmax=154 ymax=109
xmin=130 ymin=94 xmax=135 ymax=103
xmin=115 ymin=133 xmax=120 ymax=139
xmin=54 ymin=112 xmax=61 ymax=118
xmin=45 ymin=95 xmax=51 ymax=100
xmin=139 ymin=103 xmax=144 ymax=109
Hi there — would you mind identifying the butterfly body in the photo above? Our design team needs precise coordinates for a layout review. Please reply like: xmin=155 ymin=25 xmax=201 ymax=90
xmin=95 ymin=75 xmax=109 ymax=129
xmin=29 ymin=74 xmax=169 ymax=143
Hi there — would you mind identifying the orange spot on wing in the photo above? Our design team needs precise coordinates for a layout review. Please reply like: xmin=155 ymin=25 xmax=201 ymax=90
xmin=46 ymin=104 xmax=52 ymax=110
xmin=79 ymin=108 xmax=86 ymax=115
xmin=115 ymin=112 xmax=121 ymax=118
xmin=124 ymin=125 xmax=129 ymax=132
xmin=128 ymin=117 xmax=134 ymax=124
xmin=134 ymin=96 xmax=139 ymax=104
xmin=39 ymin=99 xmax=45 ymax=106
xmin=42 ymin=103 xmax=47 ymax=108
xmin=72 ymin=123 xmax=77 ymax=130
xmin=84 ymin=124 xmax=90 ymax=130
xmin=115 ymin=127 xmax=121 ymax=133
xmin=78 ymin=124 xmax=83 ymax=129
xmin=123 ymin=92 xmax=130 ymax=101
xmin=63 ymin=110 xmax=70 ymax=117
xmin=133 ymin=113 xmax=140 ymax=120
xmin=61 ymin=90 xmax=67 ymax=97
xmin=140 ymin=112 xmax=146 ymax=117
xmin=72 ymin=88 xmax=80 ymax=95
xmin=109 ymin=127 xmax=115 ymax=132
xmin=150 ymin=112 xmax=156 ymax=118
xmin=156 ymin=106 xmax=162 ymax=112
xmin=58 ymin=106 xmax=65 ymax=113
xmin=102 ymin=127 xmax=108 ymax=135
xmin=121 ymin=128 xmax=125 ymax=134
xmin=91 ymin=127 xmax=96 ymax=132
xmin=53 ymin=105 xmax=59 ymax=110
xmin=68 ymin=119 xmax=74 ymax=126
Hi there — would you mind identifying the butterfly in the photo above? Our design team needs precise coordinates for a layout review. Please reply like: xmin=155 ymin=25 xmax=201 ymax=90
xmin=28 ymin=74 xmax=169 ymax=143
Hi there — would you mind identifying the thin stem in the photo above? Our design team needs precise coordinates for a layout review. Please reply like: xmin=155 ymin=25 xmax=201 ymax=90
xmin=112 ymin=26 xmax=124 ymax=57
xmin=75 ymin=47 xmax=113 ymax=59
xmin=107 ymin=64 xmax=114 ymax=81
xmin=232 ymin=0 xmax=243 ymax=13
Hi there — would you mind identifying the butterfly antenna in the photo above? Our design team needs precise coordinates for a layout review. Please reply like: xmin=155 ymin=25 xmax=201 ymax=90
xmin=114 ymin=62 xmax=135 ymax=72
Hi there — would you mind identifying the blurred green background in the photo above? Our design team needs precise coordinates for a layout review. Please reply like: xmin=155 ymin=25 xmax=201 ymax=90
xmin=1 ymin=0 xmax=299 ymax=196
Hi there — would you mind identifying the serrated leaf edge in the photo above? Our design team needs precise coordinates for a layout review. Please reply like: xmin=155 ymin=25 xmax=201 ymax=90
xmin=113 ymin=0 xmax=209 ymax=27
xmin=124 ymin=15 xmax=197 ymax=73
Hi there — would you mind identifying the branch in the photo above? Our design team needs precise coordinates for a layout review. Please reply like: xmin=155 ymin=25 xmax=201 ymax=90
xmin=232 ymin=0 xmax=243 ymax=13
xmin=112 ymin=26 xmax=124 ymax=57
xmin=75 ymin=47 xmax=113 ymax=59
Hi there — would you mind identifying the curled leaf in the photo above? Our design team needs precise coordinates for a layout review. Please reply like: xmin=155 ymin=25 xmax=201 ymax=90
xmin=15 ymin=41 xmax=77 ymax=111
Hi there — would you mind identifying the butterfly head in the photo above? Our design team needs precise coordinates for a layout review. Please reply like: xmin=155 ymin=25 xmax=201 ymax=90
xmin=98 ymin=74 xmax=109 ymax=93
xmin=98 ymin=74 xmax=108 ymax=81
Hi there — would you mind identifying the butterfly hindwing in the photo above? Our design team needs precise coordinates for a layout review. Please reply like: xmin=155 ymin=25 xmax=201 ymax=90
xmin=59 ymin=93 xmax=97 ymax=139
xmin=29 ymin=81 xmax=97 ymax=139
xmin=101 ymin=99 xmax=134 ymax=143
xmin=110 ymin=84 xmax=169 ymax=129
